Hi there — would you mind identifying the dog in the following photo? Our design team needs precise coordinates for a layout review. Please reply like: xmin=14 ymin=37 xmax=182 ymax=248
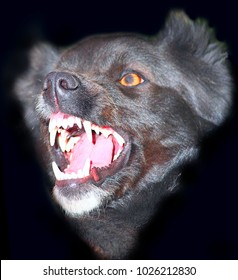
xmin=14 ymin=10 xmax=232 ymax=259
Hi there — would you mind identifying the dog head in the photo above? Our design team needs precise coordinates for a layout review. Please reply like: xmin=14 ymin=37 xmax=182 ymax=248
xmin=15 ymin=10 xmax=232 ymax=258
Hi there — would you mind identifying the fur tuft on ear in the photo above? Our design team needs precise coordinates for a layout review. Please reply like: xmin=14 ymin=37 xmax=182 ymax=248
xmin=158 ymin=10 xmax=233 ymax=128
xmin=160 ymin=10 xmax=228 ymax=65
xmin=14 ymin=43 xmax=59 ymax=137
xmin=30 ymin=43 xmax=59 ymax=72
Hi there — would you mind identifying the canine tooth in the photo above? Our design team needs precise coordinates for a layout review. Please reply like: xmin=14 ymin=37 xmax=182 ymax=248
xmin=83 ymin=120 xmax=93 ymax=143
xmin=100 ymin=128 xmax=112 ymax=138
xmin=83 ymin=158 xmax=90 ymax=177
xmin=49 ymin=118 xmax=56 ymax=133
xmin=50 ymin=127 xmax=58 ymax=146
xmin=113 ymin=153 xmax=119 ymax=161
xmin=52 ymin=161 xmax=64 ymax=180
xmin=58 ymin=133 xmax=67 ymax=152
xmin=113 ymin=146 xmax=123 ymax=161
xmin=113 ymin=131 xmax=125 ymax=146
xmin=92 ymin=124 xmax=100 ymax=135
xmin=76 ymin=118 xmax=82 ymax=129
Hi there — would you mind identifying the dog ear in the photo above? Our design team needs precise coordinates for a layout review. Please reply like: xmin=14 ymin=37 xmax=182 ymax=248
xmin=14 ymin=43 xmax=59 ymax=136
xmin=158 ymin=10 xmax=233 ymax=129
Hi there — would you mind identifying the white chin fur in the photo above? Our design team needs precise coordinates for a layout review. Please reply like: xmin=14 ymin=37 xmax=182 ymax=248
xmin=53 ymin=187 xmax=107 ymax=216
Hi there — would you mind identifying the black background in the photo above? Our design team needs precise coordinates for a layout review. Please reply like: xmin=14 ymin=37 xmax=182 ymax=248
xmin=1 ymin=0 xmax=238 ymax=259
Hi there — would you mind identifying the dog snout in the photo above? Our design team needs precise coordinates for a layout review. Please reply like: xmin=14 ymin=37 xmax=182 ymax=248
xmin=43 ymin=71 xmax=79 ymax=94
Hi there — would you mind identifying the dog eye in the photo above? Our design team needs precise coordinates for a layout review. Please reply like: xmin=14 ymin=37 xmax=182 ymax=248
xmin=119 ymin=73 xmax=144 ymax=87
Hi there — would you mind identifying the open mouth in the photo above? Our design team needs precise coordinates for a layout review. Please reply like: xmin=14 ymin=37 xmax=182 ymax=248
xmin=48 ymin=112 xmax=128 ymax=185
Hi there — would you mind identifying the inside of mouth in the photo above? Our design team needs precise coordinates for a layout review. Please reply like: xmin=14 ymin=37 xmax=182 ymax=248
xmin=64 ymin=130 xmax=119 ymax=172
xmin=49 ymin=112 xmax=125 ymax=181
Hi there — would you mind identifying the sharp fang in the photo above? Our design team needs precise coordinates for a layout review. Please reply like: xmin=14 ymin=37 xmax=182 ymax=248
xmin=92 ymin=124 xmax=100 ymax=135
xmin=83 ymin=158 xmax=90 ymax=177
xmin=76 ymin=118 xmax=82 ymax=129
xmin=52 ymin=161 xmax=64 ymax=180
xmin=83 ymin=120 xmax=92 ymax=143
xmin=113 ymin=154 xmax=118 ymax=161
xmin=50 ymin=127 xmax=58 ymax=146
xmin=49 ymin=118 xmax=56 ymax=133
xmin=113 ymin=131 xmax=125 ymax=147
xmin=113 ymin=153 xmax=120 ymax=161
xmin=113 ymin=146 xmax=123 ymax=161
xmin=58 ymin=133 xmax=67 ymax=152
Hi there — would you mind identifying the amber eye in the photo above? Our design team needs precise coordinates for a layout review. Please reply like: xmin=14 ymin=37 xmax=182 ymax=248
xmin=119 ymin=73 xmax=144 ymax=87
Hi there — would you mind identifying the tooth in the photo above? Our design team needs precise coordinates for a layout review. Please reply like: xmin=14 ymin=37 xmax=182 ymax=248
xmin=62 ymin=129 xmax=70 ymax=139
xmin=92 ymin=124 xmax=100 ymax=135
xmin=72 ymin=136 xmax=80 ymax=144
xmin=76 ymin=118 xmax=82 ymax=129
xmin=83 ymin=120 xmax=92 ymax=143
xmin=65 ymin=136 xmax=80 ymax=152
xmin=77 ymin=169 xmax=84 ymax=178
xmin=73 ymin=136 xmax=80 ymax=142
xmin=58 ymin=133 xmax=67 ymax=152
xmin=113 ymin=152 xmax=120 ymax=161
xmin=49 ymin=118 xmax=56 ymax=133
xmin=52 ymin=161 xmax=64 ymax=180
xmin=83 ymin=158 xmax=90 ymax=177
xmin=101 ymin=128 xmax=112 ymax=138
xmin=113 ymin=131 xmax=125 ymax=147
xmin=69 ymin=172 xmax=78 ymax=179
xmin=50 ymin=127 xmax=58 ymax=146
xmin=56 ymin=117 xmax=63 ymax=129
xmin=113 ymin=146 xmax=123 ymax=161
xmin=62 ymin=119 xmax=68 ymax=129
xmin=65 ymin=138 xmax=73 ymax=152
xmin=68 ymin=117 xmax=75 ymax=128
xmin=65 ymin=173 xmax=73 ymax=180
xmin=113 ymin=154 xmax=118 ymax=161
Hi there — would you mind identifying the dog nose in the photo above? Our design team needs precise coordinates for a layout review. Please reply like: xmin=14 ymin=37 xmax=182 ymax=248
xmin=43 ymin=71 xmax=79 ymax=95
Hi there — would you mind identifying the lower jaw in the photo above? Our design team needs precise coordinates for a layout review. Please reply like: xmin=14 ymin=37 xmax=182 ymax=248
xmin=52 ymin=182 xmax=108 ymax=216
xmin=53 ymin=139 xmax=132 ymax=189
xmin=54 ymin=168 xmax=108 ymax=188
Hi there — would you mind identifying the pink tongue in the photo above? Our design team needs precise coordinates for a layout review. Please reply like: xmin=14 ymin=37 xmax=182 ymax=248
xmin=65 ymin=134 xmax=113 ymax=173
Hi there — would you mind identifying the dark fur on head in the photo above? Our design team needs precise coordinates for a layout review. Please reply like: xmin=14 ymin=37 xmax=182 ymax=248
xmin=15 ymin=10 xmax=232 ymax=259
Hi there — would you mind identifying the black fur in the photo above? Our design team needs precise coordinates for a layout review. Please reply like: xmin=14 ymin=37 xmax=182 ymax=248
xmin=14 ymin=10 xmax=232 ymax=259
